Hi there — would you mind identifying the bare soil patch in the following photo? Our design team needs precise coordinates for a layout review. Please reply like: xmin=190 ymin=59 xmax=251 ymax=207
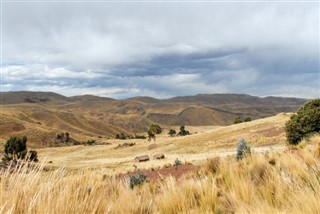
xmin=120 ymin=163 xmax=200 ymax=182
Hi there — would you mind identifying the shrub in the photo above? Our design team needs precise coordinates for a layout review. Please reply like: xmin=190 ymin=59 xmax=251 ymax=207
xmin=28 ymin=150 xmax=39 ymax=162
xmin=3 ymin=136 xmax=27 ymax=161
xmin=236 ymin=139 xmax=251 ymax=161
xmin=115 ymin=133 xmax=127 ymax=140
xmin=174 ymin=158 xmax=182 ymax=167
xmin=285 ymin=99 xmax=320 ymax=145
xmin=129 ymin=171 xmax=147 ymax=189
xmin=57 ymin=132 xmax=70 ymax=143
xmin=244 ymin=117 xmax=252 ymax=122
xmin=83 ymin=139 xmax=96 ymax=146
xmin=234 ymin=117 xmax=243 ymax=124
xmin=147 ymin=124 xmax=162 ymax=141
xmin=178 ymin=126 xmax=190 ymax=136
xmin=149 ymin=124 xmax=162 ymax=134
xmin=168 ymin=129 xmax=176 ymax=137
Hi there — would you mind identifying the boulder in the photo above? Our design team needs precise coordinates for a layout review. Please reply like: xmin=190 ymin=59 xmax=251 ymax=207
xmin=135 ymin=155 xmax=150 ymax=162
xmin=153 ymin=154 xmax=165 ymax=160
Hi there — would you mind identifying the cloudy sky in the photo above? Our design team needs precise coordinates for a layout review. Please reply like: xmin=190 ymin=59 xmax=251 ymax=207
xmin=1 ymin=1 xmax=319 ymax=99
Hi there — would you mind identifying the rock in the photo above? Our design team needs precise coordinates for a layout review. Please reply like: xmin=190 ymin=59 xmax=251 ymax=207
xmin=153 ymin=154 xmax=165 ymax=160
xmin=135 ymin=155 xmax=150 ymax=162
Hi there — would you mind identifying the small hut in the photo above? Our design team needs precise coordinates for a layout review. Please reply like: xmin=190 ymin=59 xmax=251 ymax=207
xmin=135 ymin=155 xmax=150 ymax=162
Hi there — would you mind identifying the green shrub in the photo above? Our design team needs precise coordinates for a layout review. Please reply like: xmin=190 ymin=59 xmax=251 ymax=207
xmin=174 ymin=158 xmax=182 ymax=167
xmin=236 ymin=139 xmax=251 ymax=161
xmin=148 ymin=124 xmax=162 ymax=134
xmin=3 ymin=136 xmax=27 ymax=161
xmin=83 ymin=139 xmax=96 ymax=146
xmin=115 ymin=133 xmax=127 ymax=140
xmin=129 ymin=171 xmax=147 ymax=189
xmin=234 ymin=117 xmax=243 ymax=124
xmin=147 ymin=124 xmax=162 ymax=141
xmin=28 ymin=150 xmax=39 ymax=162
xmin=285 ymin=99 xmax=320 ymax=145
xmin=178 ymin=126 xmax=189 ymax=136
xmin=244 ymin=117 xmax=252 ymax=122
xmin=168 ymin=129 xmax=176 ymax=137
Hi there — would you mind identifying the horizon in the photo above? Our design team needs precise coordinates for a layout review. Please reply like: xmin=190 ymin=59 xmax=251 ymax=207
xmin=1 ymin=2 xmax=319 ymax=99
xmin=0 ymin=90 xmax=309 ymax=100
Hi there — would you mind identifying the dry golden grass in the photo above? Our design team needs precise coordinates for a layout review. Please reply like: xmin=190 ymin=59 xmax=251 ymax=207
xmin=1 ymin=139 xmax=320 ymax=214
xmin=29 ymin=113 xmax=289 ymax=175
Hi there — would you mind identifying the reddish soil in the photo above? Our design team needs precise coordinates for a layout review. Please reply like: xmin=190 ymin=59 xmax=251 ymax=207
xmin=0 ymin=122 xmax=26 ymax=135
xmin=120 ymin=164 xmax=200 ymax=182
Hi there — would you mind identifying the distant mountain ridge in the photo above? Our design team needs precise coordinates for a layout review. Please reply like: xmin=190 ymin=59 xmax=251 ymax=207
xmin=0 ymin=91 xmax=306 ymax=105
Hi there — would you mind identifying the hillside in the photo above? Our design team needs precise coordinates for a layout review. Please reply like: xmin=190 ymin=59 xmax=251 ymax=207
xmin=0 ymin=91 xmax=306 ymax=146
xmin=33 ymin=113 xmax=291 ymax=173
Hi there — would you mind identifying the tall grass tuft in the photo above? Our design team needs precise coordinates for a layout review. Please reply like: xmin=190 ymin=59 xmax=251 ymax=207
xmin=1 ymin=144 xmax=320 ymax=213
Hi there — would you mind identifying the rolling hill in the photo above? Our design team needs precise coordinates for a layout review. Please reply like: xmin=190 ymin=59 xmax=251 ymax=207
xmin=0 ymin=91 xmax=307 ymax=146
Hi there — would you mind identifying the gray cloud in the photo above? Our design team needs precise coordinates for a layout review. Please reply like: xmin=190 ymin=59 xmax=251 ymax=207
xmin=1 ymin=2 xmax=319 ymax=99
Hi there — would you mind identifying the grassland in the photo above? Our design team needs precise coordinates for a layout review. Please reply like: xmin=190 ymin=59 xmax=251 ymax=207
xmin=1 ymin=136 xmax=319 ymax=213
xmin=31 ymin=113 xmax=290 ymax=175
xmin=1 ymin=111 xmax=320 ymax=213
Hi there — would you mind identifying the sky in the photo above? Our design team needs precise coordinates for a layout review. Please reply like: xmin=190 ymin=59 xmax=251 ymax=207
xmin=1 ymin=1 xmax=319 ymax=99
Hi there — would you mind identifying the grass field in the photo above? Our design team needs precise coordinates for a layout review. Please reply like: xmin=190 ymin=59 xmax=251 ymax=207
xmin=30 ymin=113 xmax=289 ymax=174
xmin=1 ymin=112 xmax=319 ymax=213
xmin=1 ymin=136 xmax=319 ymax=213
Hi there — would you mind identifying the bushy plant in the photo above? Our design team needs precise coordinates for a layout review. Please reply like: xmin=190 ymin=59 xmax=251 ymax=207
xmin=115 ymin=133 xmax=127 ymax=140
xmin=3 ymin=136 xmax=27 ymax=161
xmin=168 ymin=129 xmax=176 ymax=137
xmin=236 ymin=139 xmax=251 ymax=161
xmin=285 ymin=99 xmax=320 ymax=145
xmin=129 ymin=171 xmax=147 ymax=189
xmin=148 ymin=124 xmax=162 ymax=134
xmin=234 ymin=117 xmax=243 ymax=124
xmin=178 ymin=126 xmax=190 ymax=136
xmin=83 ymin=139 xmax=96 ymax=146
xmin=57 ymin=132 xmax=70 ymax=143
xmin=28 ymin=150 xmax=39 ymax=162
xmin=174 ymin=158 xmax=182 ymax=166
xmin=147 ymin=124 xmax=162 ymax=141
xmin=244 ymin=117 xmax=252 ymax=122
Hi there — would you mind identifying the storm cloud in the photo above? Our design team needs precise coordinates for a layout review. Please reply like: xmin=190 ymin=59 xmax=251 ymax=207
xmin=1 ymin=2 xmax=319 ymax=98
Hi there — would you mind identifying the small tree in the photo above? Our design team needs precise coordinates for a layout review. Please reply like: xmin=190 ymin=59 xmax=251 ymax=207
xmin=178 ymin=126 xmax=190 ymax=136
xmin=234 ymin=117 xmax=243 ymax=124
xmin=285 ymin=99 xmax=320 ymax=145
xmin=3 ymin=136 xmax=27 ymax=161
xmin=168 ymin=129 xmax=176 ymax=137
xmin=149 ymin=124 xmax=162 ymax=134
xmin=147 ymin=130 xmax=156 ymax=142
xmin=147 ymin=124 xmax=162 ymax=141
